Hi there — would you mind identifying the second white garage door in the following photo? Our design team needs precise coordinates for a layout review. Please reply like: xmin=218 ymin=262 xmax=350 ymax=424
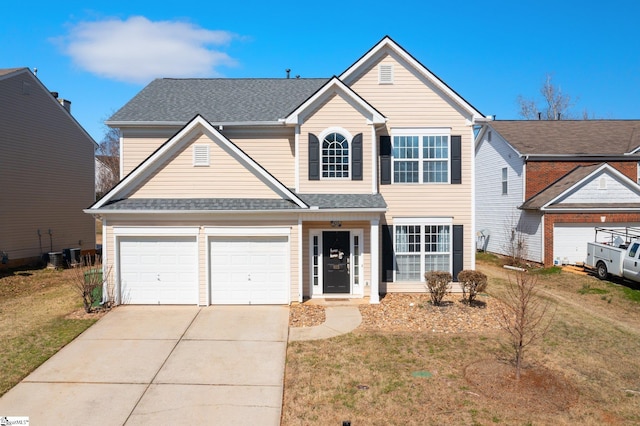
xmin=210 ymin=236 xmax=289 ymax=304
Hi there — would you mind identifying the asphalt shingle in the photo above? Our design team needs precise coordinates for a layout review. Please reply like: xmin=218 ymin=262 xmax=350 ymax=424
xmin=108 ymin=78 xmax=329 ymax=124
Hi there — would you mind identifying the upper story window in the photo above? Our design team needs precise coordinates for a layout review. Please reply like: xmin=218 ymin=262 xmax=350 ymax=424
xmin=501 ymin=167 xmax=508 ymax=194
xmin=322 ymin=132 xmax=349 ymax=179
xmin=392 ymin=130 xmax=450 ymax=183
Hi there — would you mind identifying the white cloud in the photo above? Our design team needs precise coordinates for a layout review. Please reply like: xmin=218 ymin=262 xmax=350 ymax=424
xmin=61 ymin=16 xmax=237 ymax=84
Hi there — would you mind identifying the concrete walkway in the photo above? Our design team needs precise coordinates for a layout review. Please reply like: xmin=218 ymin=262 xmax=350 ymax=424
xmin=0 ymin=305 xmax=289 ymax=425
xmin=289 ymin=305 xmax=362 ymax=341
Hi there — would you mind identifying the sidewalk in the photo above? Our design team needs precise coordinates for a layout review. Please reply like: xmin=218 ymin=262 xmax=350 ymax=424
xmin=289 ymin=305 xmax=362 ymax=341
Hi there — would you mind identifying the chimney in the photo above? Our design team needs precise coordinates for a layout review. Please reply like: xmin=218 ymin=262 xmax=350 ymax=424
xmin=58 ymin=98 xmax=71 ymax=113
xmin=286 ymin=69 xmax=291 ymax=79
xmin=538 ymin=112 xmax=541 ymax=120
xmin=51 ymin=91 xmax=71 ymax=112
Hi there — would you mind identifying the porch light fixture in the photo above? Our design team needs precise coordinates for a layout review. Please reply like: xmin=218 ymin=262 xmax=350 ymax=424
xmin=331 ymin=221 xmax=342 ymax=228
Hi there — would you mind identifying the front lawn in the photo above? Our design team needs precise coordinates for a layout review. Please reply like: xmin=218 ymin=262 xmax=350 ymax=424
xmin=283 ymin=262 xmax=640 ymax=425
xmin=0 ymin=267 xmax=100 ymax=396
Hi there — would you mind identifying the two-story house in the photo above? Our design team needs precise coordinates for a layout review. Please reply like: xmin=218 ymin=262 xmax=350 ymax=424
xmin=0 ymin=68 xmax=96 ymax=268
xmin=475 ymin=120 xmax=640 ymax=266
xmin=87 ymin=36 xmax=487 ymax=305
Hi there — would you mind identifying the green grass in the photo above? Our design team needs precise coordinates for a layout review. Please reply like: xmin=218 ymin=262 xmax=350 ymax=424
xmin=620 ymin=285 xmax=640 ymax=303
xmin=475 ymin=251 xmax=502 ymax=266
xmin=578 ymin=284 xmax=610 ymax=295
xmin=531 ymin=266 xmax=563 ymax=275
xmin=0 ymin=316 xmax=96 ymax=395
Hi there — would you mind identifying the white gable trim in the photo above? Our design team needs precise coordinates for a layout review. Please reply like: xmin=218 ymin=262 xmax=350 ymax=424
xmin=541 ymin=163 xmax=640 ymax=210
xmin=91 ymin=115 xmax=308 ymax=209
xmin=284 ymin=77 xmax=386 ymax=125
xmin=340 ymin=36 xmax=485 ymax=122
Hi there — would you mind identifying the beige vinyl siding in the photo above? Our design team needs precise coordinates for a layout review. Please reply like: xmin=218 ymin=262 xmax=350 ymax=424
xmin=121 ymin=127 xmax=296 ymax=187
xmin=301 ymin=221 xmax=371 ymax=298
xmin=219 ymin=128 xmax=295 ymax=188
xmin=122 ymin=136 xmax=167 ymax=176
xmin=350 ymin=53 xmax=475 ymax=277
xmin=103 ymin=216 xmax=299 ymax=305
xmin=299 ymin=93 xmax=373 ymax=193
xmin=128 ymin=133 xmax=281 ymax=199
xmin=0 ymin=70 xmax=95 ymax=263
xmin=349 ymin=53 xmax=471 ymax=126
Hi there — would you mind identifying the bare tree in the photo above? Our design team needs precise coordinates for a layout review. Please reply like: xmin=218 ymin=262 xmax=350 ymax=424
xmin=68 ymin=255 xmax=112 ymax=313
xmin=503 ymin=214 xmax=528 ymax=267
xmin=497 ymin=271 xmax=555 ymax=379
xmin=517 ymin=74 xmax=576 ymax=120
xmin=96 ymin=125 xmax=121 ymax=199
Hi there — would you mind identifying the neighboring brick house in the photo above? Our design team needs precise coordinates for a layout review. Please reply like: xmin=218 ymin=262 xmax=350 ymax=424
xmin=87 ymin=36 xmax=489 ymax=306
xmin=475 ymin=120 xmax=640 ymax=266
xmin=0 ymin=68 xmax=96 ymax=267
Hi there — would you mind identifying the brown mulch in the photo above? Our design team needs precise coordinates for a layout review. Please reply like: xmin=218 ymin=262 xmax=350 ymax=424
xmin=289 ymin=293 xmax=503 ymax=333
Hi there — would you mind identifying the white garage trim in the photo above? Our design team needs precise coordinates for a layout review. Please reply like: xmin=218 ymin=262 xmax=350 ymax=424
xmin=117 ymin=235 xmax=198 ymax=305
xmin=113 ymin=226 xmax=199 ymax=236
xmin=204 ymin=226 xmax=291 ymax=236
xmin=208 ymin=235 xmax=290 ymax=305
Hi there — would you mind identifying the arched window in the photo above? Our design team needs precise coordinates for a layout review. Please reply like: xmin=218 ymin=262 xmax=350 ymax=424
xmin=321 ymin=132 xmax=349 ymax=178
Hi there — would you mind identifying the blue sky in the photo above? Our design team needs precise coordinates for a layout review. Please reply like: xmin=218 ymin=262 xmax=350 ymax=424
xmin=3 ymin=0 xmax=639 ymax=143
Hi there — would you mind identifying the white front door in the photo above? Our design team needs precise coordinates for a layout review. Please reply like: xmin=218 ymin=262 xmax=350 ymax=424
xmin=210 ymin=236 xmax=289 ymax=304
xmin=119 ymin=236 xmax=198 ymax=304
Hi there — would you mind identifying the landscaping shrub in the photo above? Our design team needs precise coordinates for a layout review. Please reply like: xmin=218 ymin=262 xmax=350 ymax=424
xmin=424 ymin=271 xmax=451 ymax=306
xmin=458 ymin=270 xmax=488 ymax=304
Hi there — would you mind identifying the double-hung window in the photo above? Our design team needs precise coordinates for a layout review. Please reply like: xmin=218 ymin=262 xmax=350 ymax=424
xmin=392 ymin=129 xmax=450 ymax=183
xmin=394 ymin=219 xmax=452 ymax=281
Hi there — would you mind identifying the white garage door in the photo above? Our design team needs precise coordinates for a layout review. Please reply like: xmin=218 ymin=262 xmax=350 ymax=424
xmin=210 ymin=236 xmax=289 ymax=304
xmin=119 ymin=236 xmax=198 ymax=304
xmin=553 ymin=223 xmax=640 ymax=265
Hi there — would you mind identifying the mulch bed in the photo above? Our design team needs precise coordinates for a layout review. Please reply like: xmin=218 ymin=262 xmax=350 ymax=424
xmin=289 ymin=293 xmax=503 ymax=334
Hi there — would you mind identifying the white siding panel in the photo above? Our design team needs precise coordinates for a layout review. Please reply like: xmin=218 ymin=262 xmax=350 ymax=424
xmin=475 ymin=129 xmax=544 ymax=263
xmin=559 ymin=171 xmax=640 ymax=204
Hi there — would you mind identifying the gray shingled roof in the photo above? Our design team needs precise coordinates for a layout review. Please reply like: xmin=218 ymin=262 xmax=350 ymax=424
xmin=491 ymin=120 xmax=640 ymax=156
xmin=298 ymin=193 xmax=387 ymax=209
xmin=97 ymin=194 xmax=387 ymax=211
xmin=99 ymin=198 xmax=301 ymax=211
xmin=520 ymin=164 xmax=603 ymax=210
xmin=108 ymin=78 xmax=329 ymax=124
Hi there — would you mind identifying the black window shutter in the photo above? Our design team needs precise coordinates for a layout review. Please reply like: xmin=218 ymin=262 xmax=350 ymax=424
xmin=380 ymin=135 xmax=392 ymax=185
xmin=308 ymin=133 xmax=319 ymax=181
xmin=452 ymin=224 xmax=464 ymax=281
xmin=352 ymin=133 xmax=363 ymax=181
xmin=382 ymin=224 xmax=395 ymax=282
xmin=451 ymin=135 xmax=462 ymax=184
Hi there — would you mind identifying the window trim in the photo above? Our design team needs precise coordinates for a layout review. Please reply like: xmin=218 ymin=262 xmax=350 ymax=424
xmin=501 ymin=167 xmax=508 ymax=195
xmin=392 ymin=218 xmax=453 ymax=282
xmin=319 ymin=127 xmax=353 ymax=180
xmin=391 ymin=128 xmax=451 ymax=184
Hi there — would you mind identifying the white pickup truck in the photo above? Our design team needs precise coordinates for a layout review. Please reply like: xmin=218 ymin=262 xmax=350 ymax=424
xmin=585 ymin=227 xmax=640 ymax=282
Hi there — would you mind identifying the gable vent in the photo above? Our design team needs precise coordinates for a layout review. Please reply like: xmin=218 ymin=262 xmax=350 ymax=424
xmin=598 ymin=176 xmax=607 ymax=190
xmin=193 ymin=144 xmax=210 ymax=166
xmin=379 ymin=64 xmax=394 ymax=84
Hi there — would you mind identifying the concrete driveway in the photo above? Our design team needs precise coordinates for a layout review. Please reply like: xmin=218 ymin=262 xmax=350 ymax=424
xmin=0 ymin=305 xmax=289 ymax=425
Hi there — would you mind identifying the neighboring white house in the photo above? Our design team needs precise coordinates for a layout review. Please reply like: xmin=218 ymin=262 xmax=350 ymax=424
xmin=476 ymin=120 xmax=640 ymax=266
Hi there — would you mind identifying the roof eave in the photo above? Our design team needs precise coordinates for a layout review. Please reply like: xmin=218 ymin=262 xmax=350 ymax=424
xmin=106 ymin=120 xmax=287 ymax=128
